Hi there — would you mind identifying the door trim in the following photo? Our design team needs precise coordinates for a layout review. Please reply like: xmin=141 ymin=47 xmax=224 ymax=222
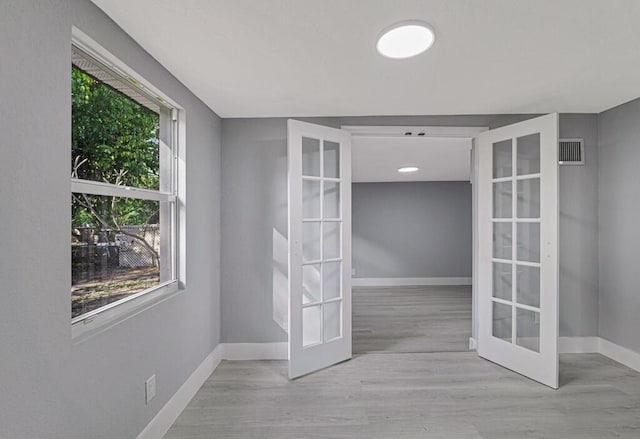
xmin=341 ymin=125 xmax=488 ymax=138
xmin=343 ymin=124 xmax=488 ymax=346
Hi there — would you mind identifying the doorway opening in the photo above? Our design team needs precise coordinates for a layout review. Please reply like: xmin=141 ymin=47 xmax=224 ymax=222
xmin=289 ymin=116 xmax=560 ymax=387
xmin=344 ymin=125 xmax=486 ymax=355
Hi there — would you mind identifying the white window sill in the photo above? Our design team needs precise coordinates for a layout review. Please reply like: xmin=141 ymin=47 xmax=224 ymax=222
xmin=72 ymin=280 xmax=181 ymax=343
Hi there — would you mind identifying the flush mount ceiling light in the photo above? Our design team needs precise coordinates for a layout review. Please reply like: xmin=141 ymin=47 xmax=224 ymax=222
xmin=398 ymin=166 xmax=419 ymax=173
xmin=376 ymin=21 xmax=435 ymax=59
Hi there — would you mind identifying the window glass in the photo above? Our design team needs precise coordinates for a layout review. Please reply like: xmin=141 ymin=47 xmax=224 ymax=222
xmin=72 ymin=66 xmax=160 ymax=189
xmin=71 ymin=46 xmax=176 ymax=322
xmin=72 ymin=195 xmax=166 ymax=318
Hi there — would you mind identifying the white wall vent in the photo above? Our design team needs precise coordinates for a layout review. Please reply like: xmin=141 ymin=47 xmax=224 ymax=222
xmin=559 ymin=138 xmax=585 ymax=165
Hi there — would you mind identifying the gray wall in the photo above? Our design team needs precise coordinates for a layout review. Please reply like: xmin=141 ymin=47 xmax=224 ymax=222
xmin=352 ymin=182 xmax=472 ymax=278
xmin=221 ymin=114 xmax=599 ymax=343
xmin=0 ymin=1 xmax=221 ymax=438
xmin=559 ymin=114 xmax=600 ymax=338
xmin=598 ymin=98 xmax=640 ymax=353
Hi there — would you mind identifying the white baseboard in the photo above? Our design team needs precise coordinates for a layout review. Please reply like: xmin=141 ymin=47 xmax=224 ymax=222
xmin=136 ymin=344 xmax=223 ymax=439
xmin=556 ymin=337 xmax=640 ymax=373
xmin=352 ymin=277 xmax=472 ymax=287
xmin=598 ymin=337 xmax=640 ymax=373
xmin=559 ymin=336 xmax=600 ymax=354
xmin=221 ymin=342 xmax=288 ymax=360
xmin=559 ymin=337 xmax=640 ymax=373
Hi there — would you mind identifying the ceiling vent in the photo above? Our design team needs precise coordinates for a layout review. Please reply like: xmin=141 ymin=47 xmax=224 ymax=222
xmin=559 ymin=138 xmax=585 ymax=165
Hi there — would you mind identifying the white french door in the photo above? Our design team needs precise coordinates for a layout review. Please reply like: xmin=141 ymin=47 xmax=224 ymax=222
xmin=287 ymin=119 xmax=352 ymax=379
xmin=477 ymin=113 xmax=559 ymax=389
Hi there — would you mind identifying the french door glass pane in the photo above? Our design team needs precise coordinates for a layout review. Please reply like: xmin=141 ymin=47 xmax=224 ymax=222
xmin=493 ymin=181 xmax=512 ymax=218
xmin=302 ymin=222 xmax=321 ymax=262
xmin=323 ymin=261 xmax=341 ymax=301
xmin=323 ymin=221 xmax=341 ymax=260
xmin=516 ymin=265 xmax=540 ymax=308
xmin=324 ymin=141 xmax=340 ymax=178
xmin=517 ymin=178 xmax=540 ymax=218
xmin=493 ymin=139 xmax=513 ymax=178
xmin=492 ymin=301 xmax=512 ymax=341
xmin=323 ymin=181 xmax=340 ymax=219
xmin=302 ymin=137 xmax=321 ymax=177
xmin=492 ymin=262 xmax=512 ymax=301
xmin=517 ymin=133 xmax=540 ymax=175
xmin=517 ymin=223 xmax=540 ymax=263
xmin=303 ymin=305 xmax=322 ymax=347
xmin=302 ymin=180 xmax=321 ymax=218
xmin=324 ymin=301 xmax=341 ymax=341
xmin=516 ymin=308 xmax=540 ymax=352
xmin=302 ymin=264 xmax=322 ymax=305
xmin=493 ymin=222 xmax=512 ymax=260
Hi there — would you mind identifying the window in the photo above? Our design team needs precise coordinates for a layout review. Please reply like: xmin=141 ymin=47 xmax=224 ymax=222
xmin=71 ymin=43 xmax=179 ymax=326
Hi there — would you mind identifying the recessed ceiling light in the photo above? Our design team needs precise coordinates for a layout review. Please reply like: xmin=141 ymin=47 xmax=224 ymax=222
xmin=398 ymin=166 xmax=419 ymax=173
xmin=376 ymin=21 xmax=435 ymax=59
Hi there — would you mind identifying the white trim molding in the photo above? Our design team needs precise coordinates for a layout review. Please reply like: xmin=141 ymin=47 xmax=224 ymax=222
xmin=341 ymin=125 xmax=488 ymax=138
xmin=352 ymin=277 xmax=472 ymax=287
xmin=598 ymin=338 xmax=640 ymax=373
xmin=565 ymin=337 xmax=640 ymax=373
xmin=222 ymin=342 xmax=288 ymax=361
xmin=558 ymin=337 xmax=600 ymax=354
xmin=557 ymin=337 xmax=640 ymax=373
xmin=137 ymin=345 xmax=223 ymax=439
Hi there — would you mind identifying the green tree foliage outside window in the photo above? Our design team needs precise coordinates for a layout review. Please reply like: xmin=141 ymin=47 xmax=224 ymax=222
xmin=71 ymin=66 xmax=160 ymax=229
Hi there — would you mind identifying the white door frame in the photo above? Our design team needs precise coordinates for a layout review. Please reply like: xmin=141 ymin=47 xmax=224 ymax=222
xmin=341 ymin=125 xmax=488 ymax=348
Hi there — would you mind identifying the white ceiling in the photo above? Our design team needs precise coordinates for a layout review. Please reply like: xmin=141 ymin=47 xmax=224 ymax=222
xmin=91 ymin=0 xmax=640 ymax=118
xmin=352 ymin=136 xmax=471 ymax=183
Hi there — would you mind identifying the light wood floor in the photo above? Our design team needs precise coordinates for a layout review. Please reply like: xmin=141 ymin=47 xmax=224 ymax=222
xmin=164 ymin=287 xmax=640 ymax=438
xmin=353 ymin=285 xmax=472 ymax=354
xmin=164 ymin=353 xmax=640 ymax=438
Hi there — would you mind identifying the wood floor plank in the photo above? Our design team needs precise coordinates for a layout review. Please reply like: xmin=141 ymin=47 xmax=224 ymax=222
xmin=353 ymin=285 xmax=472 ymax=354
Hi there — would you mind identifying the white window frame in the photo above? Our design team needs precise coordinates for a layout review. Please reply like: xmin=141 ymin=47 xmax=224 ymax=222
xmin=71 ymin=28 xmax=186 ymax=340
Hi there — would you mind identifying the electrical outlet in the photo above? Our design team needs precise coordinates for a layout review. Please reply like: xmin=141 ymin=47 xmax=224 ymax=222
xmin=145 ymin=374 xmax=156 ymax=405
